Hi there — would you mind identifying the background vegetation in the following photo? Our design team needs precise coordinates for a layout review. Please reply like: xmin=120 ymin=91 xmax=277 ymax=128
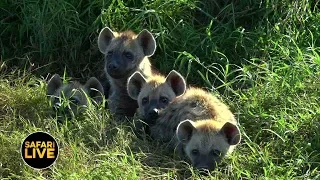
xmin=0 ymin=0 xmax=319 ymax=179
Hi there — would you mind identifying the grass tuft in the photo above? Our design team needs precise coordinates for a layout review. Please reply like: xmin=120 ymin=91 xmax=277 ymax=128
xmin=1 ymin=0 xmax=320 ymax=179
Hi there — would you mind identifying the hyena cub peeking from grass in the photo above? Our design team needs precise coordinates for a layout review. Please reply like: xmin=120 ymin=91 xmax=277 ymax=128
xmin=127 ymin=70 xmax=186 ymax=134
xmin=98 ymin=27 xmax=156 ymax=121
xmin=127 ymin=70 xmax=186 ymax=123
xmin=128 ymin=71 xmax=241 ymax=172
xmin=47 ymin=74 xmax=104 ymax=121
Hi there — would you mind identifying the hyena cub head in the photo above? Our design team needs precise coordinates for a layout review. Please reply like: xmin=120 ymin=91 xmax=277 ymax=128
xmin=176 ymin=119 xmax=241 ymax=172
xmin=47 ymin=74 xmax=104 ymax=118
xmin=98 ymin=27 xmax=156 ymax=79
xmin=127 ymin=70 xmax=186 ymax=123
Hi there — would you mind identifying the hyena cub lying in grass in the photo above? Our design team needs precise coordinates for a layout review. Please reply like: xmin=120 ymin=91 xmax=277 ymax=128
xmin=127 ymin=70 xmax=186 ymax=122
xmin=98 ymin=27 xmax=156 ymax=121
xmin=127 ymin=70 xmax=186 ymax=133
xmin=127 ymin=71 xmax=241 ymax=171
xmin=47 ymin=74 xmax=104 ymax=121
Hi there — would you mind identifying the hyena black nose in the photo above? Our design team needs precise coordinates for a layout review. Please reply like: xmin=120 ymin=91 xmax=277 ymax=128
xmin=108 ymin=63 xmax=119 ymax=70
xmin=148 ymin=108 xmax=159 ymax=119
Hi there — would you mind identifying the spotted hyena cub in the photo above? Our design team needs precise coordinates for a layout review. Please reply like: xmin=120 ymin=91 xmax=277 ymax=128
xmin=129 ymin=71 xmax=241 ymax=171
xmin=97 ymin=27 xmax=156 ymax=121
xmin=155 ymin=88 xmax=241 ymax=171
xmin=47 ymin=74 xmax=104 ymax=120
xmin=127 ymin=70 xmax=186 ymax=123
xmin=126 ymin=70 xmax=186 ymax=134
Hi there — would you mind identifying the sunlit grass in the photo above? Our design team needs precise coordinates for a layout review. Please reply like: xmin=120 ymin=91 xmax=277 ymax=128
xmin=0 ymin=0 xmax=320 ymax=179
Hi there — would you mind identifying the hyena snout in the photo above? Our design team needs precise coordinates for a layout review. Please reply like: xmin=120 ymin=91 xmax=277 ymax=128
xmin=144 ymin=99 xmax=160 ymax=123
xmin=194 ymin=161 xmax=216 ymax=173
xmin=106 ymin=60 xmax=127 ymax=79
xmin=107 ymin=62 xmax=119 ymax=71
xmin=147 ymin=108 xmax=159 ymax=121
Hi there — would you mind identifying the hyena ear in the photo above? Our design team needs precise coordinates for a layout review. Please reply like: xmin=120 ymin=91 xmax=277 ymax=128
xmin=220 ymin=122 xmax=241 ymax=145
xmin=84 ymin=77 xmax=104 ymax=104
xmin=127 ymin=71 xmax=147 ymax=100
xmin=165 ymin=70 xmax=186 ymax=97
xmin=176 ymin=120 xmax=196 ymax=144
xmin=137 ymin=29 xmax=156 ymax=57
xmin=98 ymin=27 xmax=115 ymax=54
xmin=47 ymin=74 xmax=62 ymax=96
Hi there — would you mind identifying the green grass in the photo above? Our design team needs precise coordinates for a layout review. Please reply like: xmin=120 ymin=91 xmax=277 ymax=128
xmin=1 ymin=0 xmax=320 ymax=179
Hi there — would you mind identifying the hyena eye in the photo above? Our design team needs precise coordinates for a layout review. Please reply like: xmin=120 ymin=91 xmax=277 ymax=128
xmin=191 ymin=149 xmax=199 ymax=156
xmin=160 ymin=96 xmax=168 ymax=104
xmin=124 ymin=52 xmax=133 ymax=60
xmin=210 ymin=149 xmax=221 ymax=156
xmin=142 ymin=97 xmax=148 ymax=105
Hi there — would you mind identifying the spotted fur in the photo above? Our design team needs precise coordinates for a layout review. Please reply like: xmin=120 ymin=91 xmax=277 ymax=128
xmin=149 ymin=87 xmax=241 ymax=171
